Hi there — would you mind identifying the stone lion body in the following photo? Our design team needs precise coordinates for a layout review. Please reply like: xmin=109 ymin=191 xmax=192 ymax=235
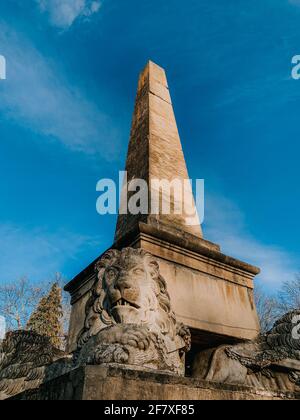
xmin=76 ymin=248 xmax=191 ymax=375
xmin=0 ymin=331 xmax=70 ymax=400
xmin=192 ymin=310 xmax=300 ymax=392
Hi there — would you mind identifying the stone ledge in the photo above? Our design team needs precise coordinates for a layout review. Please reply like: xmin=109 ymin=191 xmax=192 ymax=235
xmin=12 ymin=365 xmax=300 ymax=401
xmin=148 ymin=222 xmax=258 ymax=273
xmin=65 ymin=220 xmax=260 ymax=301
xmin=115 ymin=220 xmax=220 ymax=253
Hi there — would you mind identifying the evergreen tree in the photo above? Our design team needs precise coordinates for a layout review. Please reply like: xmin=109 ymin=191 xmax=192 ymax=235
xmin=26 ymin=283 xmax=64 ymax=349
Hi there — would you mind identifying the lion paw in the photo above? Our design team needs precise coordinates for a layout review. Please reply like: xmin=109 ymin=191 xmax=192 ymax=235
xmin=93 ymin=344 xmax=129 ymax=365
xmin=119 ymin=326 xmax=152 ymax=351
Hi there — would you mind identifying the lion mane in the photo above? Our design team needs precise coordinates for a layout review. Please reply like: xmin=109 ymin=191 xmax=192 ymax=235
xmin=76 ymin=248 xmax=190 ymax=375
xmin=78 ymin=248 xmax=181 ymax=347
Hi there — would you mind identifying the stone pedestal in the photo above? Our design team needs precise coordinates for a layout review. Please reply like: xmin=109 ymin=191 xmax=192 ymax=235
xmin=13 ymin=365 xmax=299 ymax=401
xmin=65 ymin=222 xmax=260 ymax=354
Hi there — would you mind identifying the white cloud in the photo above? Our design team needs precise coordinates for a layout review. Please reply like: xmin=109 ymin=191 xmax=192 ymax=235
xmin=36 ymin=0 xmax=102 ymax=29
xmin=0 ymin=223 xmax=100 ymax=282
xmin=0 ymin=22 xmax=120 ymax=159
xmin=204 ymin=195 xmax=298 ymax=292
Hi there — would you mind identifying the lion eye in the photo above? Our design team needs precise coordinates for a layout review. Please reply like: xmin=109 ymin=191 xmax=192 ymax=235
xmin=133 ymin=268 xmax=144 ymax=275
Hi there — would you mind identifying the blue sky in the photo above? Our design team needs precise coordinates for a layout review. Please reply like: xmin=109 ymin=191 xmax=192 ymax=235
xmin=0 ymin=0 xmax=299 ymax=293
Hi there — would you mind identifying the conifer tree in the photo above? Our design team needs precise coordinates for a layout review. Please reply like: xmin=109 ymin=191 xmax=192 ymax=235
xmin=26 ymin=283 xmax=64 ymax=349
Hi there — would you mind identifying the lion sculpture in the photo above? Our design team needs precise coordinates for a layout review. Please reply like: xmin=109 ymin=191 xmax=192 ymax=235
xmin=75 ymin=248 xmax=191 ymax=376
xmin=192 ymin=310 xmax=300 ymax=392
xmin=0 ymin=331 xmax=70 ymax=400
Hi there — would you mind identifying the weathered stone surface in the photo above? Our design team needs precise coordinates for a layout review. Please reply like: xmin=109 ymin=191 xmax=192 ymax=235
xmin=5 ymin=61 xmax=297 ymax=401
xmin=65 ymin=62 xmax=261 ymax=353
xmin=132 ymin=224 xmax=260 ymax=341
xmin=0 ymin=331 xmax=71 ymax=400
xmin=12 ymin=365 xmax=300 ymax=400
xmin=66 ymin=222 xmax=260 ymax=353
xmin=75 ymin=248 xmax=191 ymax=376
xmin=192 ymin=310 xmax=300 ymax=393
xmin=114 ymin=61 xmax=202 ymax=243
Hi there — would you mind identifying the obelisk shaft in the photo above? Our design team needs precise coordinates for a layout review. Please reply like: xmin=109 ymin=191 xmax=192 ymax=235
xmin=115 ymin=61 xmax=202 ymax=243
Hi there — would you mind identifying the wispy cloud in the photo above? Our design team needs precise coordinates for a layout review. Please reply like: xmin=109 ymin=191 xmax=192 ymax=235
xmin=0 ymin=22 xmax=120 ymax=159
xmin=36 ymin=0 xmax=102 ymax=29
xmin=289 ymin=0 xmax=300 ymax=6
xmin=0 ymin=223 xmax=100 ymax=282
xmin=204 ymin=195 xmax=298 ymax=292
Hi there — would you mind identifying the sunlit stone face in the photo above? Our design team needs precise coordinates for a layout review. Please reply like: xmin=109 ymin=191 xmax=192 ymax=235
xmin=104 ymin=253 xmax=159 ymax=325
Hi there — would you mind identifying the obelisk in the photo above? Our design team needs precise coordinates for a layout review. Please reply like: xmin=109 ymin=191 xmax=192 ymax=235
xmin=66 ymin=61 xmax=260 ymax=355
xmin=115 ymin=61 xmax=202 ymax=244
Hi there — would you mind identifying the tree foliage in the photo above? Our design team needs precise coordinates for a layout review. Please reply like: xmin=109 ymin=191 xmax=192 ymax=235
xmin=26 ymin=282 xmax=64 ymax=349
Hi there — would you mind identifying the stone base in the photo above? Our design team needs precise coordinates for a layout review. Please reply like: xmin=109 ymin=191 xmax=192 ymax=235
xmin=65 ymin=221 xmax=260 ymax=353
xmin=12 ymin=365 xmax=300 ymax=401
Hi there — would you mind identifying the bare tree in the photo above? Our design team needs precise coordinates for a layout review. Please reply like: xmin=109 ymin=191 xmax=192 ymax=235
xmin=0 ymin=277 xmax=47 ymax=331
xmin=254 ymin=284 xmax=279 ymax=333
xmin=277 ymin=274 xmax=300 ymax=313
xmin=255 ymin=274 xmax=300 ymax=334
xmin=0 ymin=274 xmax=71 ymax=340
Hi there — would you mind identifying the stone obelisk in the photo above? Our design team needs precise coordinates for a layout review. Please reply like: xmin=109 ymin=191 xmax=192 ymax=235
xmin=66 ymin=61 xmax=260 ymax=355
xmin=115 ymin=61 xmax=202 ymax=244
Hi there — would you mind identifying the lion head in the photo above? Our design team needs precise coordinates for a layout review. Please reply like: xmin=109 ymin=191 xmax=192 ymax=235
xmin=77 ymin=248 xmax=190 ymax=358
xmin=79 ymin=249 xmax=177 ymax=342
